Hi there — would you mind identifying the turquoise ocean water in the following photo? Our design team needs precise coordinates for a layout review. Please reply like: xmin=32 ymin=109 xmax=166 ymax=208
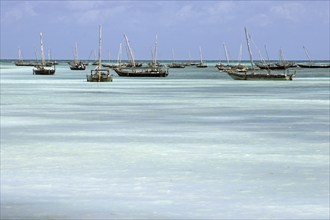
xmin=1 ymin=60 xmax=329 ymax=219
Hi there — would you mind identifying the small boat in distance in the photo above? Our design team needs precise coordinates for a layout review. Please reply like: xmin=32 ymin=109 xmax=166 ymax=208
xmin=114 ymin=33 xmax=169 ymax=77
xmin=15 ymin=48 xmax=35 ymax=66
xmin=297 ymin=46 xmax=330 ymax=68
xmin=196 ymin=47 xmax=207 ymax=68
xmin=114 ymin=67 xmax=168 ymax=77
xmin=70 ymin=61 xmax=87 ymax=70
xmin=148 ymin=33 xmax=165 ymax=68
xmin=255 ymin=62 xmax=287 ymax=70
xmin=297 ymin=63 xmax=330 ymax=68
xmin=86 ymin=25 xmax=112 ymax=82
xmin=223 ymin=28 xmax=296 ymax=81
xmin=167 ymin=62 xmax=185 ymax=68
xmin=33 ymin=33 xmax=55 ymax=75
xmin=69 ymin=43 xmax=87 ymax=70
xmin=168 ymin=49 xmax=185 ymax=68
xmin=225 ymin=69 xmax=296 ymax=80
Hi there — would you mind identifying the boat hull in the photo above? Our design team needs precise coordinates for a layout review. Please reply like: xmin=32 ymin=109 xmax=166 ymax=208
xmin=33 ymin=68 xmax=55 ymax=75
xmin=256 ymin=63 xmax=288 ymax=70
xmin=225 ymin=70 xmax=295 ymax=81
xmin=167 ymin=63 xmax=185 ymax=68
xmin=297 ymin=64 xmax=330 ymax=68
xmin=114 ymin=68 xmax=168 ymax=77
xmin=69 ymin=61 xmax=86 ymax=70
xmin=86 ymin=74 xmax=112 ymax=82
xmin=86 ymin=69 xmax=113 ymax=82
xmin=70 ymin=66 xmax=86 ymax=70
xmin=15 ymin=62 xmax=35 ymax=66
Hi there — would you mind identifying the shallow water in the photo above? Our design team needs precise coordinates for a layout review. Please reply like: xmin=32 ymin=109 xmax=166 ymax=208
xmin=1 ymin=61 xmax=329 ymax=219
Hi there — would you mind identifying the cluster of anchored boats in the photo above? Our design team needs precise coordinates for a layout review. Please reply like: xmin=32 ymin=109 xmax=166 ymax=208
xmin=17 ymin=26 xmax=329 ymax=82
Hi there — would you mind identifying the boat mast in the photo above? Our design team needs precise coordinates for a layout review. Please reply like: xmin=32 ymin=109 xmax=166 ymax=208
xmin=98 ymin=25 xmax=102 ymax=69
xmin=303 ymin=46 xmax=312 ymax=63
xmin=172 ymin=48 xmax=175 ymax=62
xmin=258 ymin=49 xmax=265 ymax=64
xmin=18 ymin=48 xmax=23 ymax=61
xmin=117 ymin=43 xmax=122 ymax=65
xmin=264 ymin=45 xmax=270 ymax=64
xmin=124 ymin=33 xmax=135 ymax=67
xmin=223 ymin=42 xmax=229 ymax=65
xmin=238 ymin=43 xmax=242 ymax=65
xmin=48 ymin=49 xmax=51 ymax=62
xmin=244 ymin=27 xmax=254 ymax=68
xmin=40 ymin=32 xmax=45 ymax=66
xmin=74 ymin=42 xmax=79 ymax=62
xmin=153 ymin=33 xmax=158 ymax=65
xmin=34 ymin=47 xmax=39 ymax=63
xmin=189 ymin=50 xmax=192 ymax=63
xmin=279 ymin=48 xmax=286 ymax=65
xmin=199 ymin=46 xmax=203 ymax=63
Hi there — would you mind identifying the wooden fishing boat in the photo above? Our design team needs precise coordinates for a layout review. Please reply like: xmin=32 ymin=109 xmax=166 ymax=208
xmin=148 ymin=34 xmax=165 ymax=68
xmin=69 ymin=43 xmax=86 ymax=70
xmin=15 ymin=61 xmax=35 ymax=66
xmin=114 ymin=67 xmax=168 ymax=77
xmin=86 ymin=25 xmax=113 ymax=82
xmin=33 ymin=65 xmax=56 ymax=75
xmin=225 ymin=69 xmax=295 ymax=80
xmin=255 ymin=62 xmax=287 ymax=70
xmin=33 ymin=33 xmax=55 ymax=75
xmin=15 ymin=49 xmax=35 ymax=66
xmin=87 ymin=68 xmax=112 ymax=82
xmin=114 ymin=33 xmax=168 ymax=77
xmin=196 ymin=47 xmax=207 ymax=68
xmin=224 ymin=28 xmax=297 ymax=81
xmin=196 ymin=63 xmax=207 ymax=68
xmin=215 ymin=63 xmax=231 ymax=71
xmin=168 ymin=49 xmax=185 ymax=68
xmin=167 ymin=62 xmax=185 ymax=68
xmin=70 ymin=61 xmax=86 ymax=70
xmin=217 ymin=63 xmax=247 ymax=71
xmin=297 ymin=46 xmax=330 ymax=68
xmin=102 ymin=63 xmax=125 ymax=68
xmin=297 ymin=63 xmax=330 ymax=68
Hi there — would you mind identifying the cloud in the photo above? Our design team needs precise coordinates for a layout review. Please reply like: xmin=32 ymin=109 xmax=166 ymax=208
xmin=66 ymin=1 xmax=101 ymax=11
xmin=58 ymin=1 xmax=138 ymax=26
xmin=2 ymin=2 xmax=37 ymax=24
xmin=207 ymin=1 xmax=235 ymax=16
xmin=270 ymin=3 xmax=306 ymax=22
xmin=247 ymin=13 xmax=272 ymax=27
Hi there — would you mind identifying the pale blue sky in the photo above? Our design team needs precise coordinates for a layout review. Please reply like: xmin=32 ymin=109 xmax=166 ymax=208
xmin=1 ymin=0 xmax=329 ymax=60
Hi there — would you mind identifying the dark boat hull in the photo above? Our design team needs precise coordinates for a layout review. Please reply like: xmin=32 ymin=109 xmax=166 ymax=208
xmin=196 ymin=62 xmax=208 ymax=68
xmin=70 ymin=66 xmax=86 ymax=70
xmin=33 ymin=67 xmax=55 ymax=75
xmin=256 ymin=63 xmax=286 ymax=70
xmin=15 ymin=62 xmax=35 ymax=66
xmin=167 ymin=63 xmax=185 ymax=68
xmin=225 ymin=70 xmax=295 ymax=81
xmin=69 ymin=61 xmax=87 ymax=70
xmin=297 ymin=64 xmax=330 ymax=68
xmin=114 ymin=68 xmax=168 ymax=77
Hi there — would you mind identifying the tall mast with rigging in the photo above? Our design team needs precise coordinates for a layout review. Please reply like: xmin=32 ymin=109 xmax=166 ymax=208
xmin=98 ymin=25 xmax=102 ymax=69
xmin=40 ymin=32 xmax=45 ymax=66
xmin=244 ymin=27 xmax=254 ymax=68
xmin=124 ymin=33 xmax=135 ymax=67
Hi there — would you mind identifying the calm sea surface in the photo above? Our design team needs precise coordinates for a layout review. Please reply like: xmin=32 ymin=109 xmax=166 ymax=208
xmin=1 ymin=60 xmax=329 ymax=219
